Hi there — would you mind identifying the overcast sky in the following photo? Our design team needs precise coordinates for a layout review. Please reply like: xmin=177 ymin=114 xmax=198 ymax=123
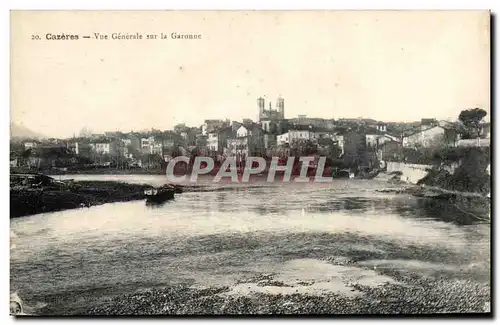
xmin=11 ymin=11 xmax=490 ymax=138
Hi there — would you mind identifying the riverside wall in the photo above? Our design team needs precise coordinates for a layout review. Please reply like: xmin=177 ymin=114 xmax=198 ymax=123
xmin=386 ymin=162 xmax=432 ymax=185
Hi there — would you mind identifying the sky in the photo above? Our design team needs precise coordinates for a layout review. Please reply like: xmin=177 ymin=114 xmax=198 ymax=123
xmin=11 ymin=11 xmax=490 ymax=138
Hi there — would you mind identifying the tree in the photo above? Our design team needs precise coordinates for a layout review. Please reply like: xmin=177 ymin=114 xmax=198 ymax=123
xmin=79 ymin=127 xmax=93 ymax=138
xmin=290 ymin=139 xmax=317 ymax=156
xmin=458 ymin=108 xmax=487 ymax=139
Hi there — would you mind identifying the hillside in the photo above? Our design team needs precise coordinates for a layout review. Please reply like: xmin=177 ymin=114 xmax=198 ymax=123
xmin=10 ymin=122 xmax=46 ymax=140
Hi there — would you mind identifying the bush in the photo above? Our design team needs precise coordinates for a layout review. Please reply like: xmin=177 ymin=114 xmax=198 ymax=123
xmin=418 ymin=147 xmax=490 ymax=193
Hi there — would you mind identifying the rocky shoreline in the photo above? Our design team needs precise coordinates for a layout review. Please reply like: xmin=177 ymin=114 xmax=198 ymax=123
xmin=10 ymin=180 xmax=177 ymax=218
xmin=29 ymin=258 xmax=489 ymax=316
xmin=79 ymin=281 xmax=489 ymax=316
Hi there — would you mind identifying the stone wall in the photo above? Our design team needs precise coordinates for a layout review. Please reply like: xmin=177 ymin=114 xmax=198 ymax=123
xmin=386 ymin=162 xmax=432 ymax=184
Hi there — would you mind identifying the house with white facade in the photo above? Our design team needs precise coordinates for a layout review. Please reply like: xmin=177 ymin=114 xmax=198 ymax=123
xmin=331 ymin=134 xmax=345 ymax=156
xmin=139 ymin=136 xmax=156 ymax=154
xmin=226 ymin=137 xmax=249 ymax=158
xmin=402 ymin=126 xmax=446 ymax=148
xmin=366 ymin=133 xmax=400 ymax=148
xmin=91 ymin=141 xmax=117 ymax=155
xmin=236 ymin=125 xmax=249 ymax=137
xmin=376 ymin=123 xmax=387 ymax=132
xmin=141 ymin=137 xmax=154 ymax=148
xmin=207 ymin=132 xmax=219 ymax=152
xmin=151 ymin=143 xmax=163 ymax=155
xmin=277 ymin=126 xmax=315 ymax=146
xmin=277 ymin=132 xmax=290 ymax=146
xmin=289 ymin=129 xmax=313 ymax=142
xmin=23 ymin=141 xmax=39 ymax=150
xmin=225 ymin=123 xmax=264 ymax=158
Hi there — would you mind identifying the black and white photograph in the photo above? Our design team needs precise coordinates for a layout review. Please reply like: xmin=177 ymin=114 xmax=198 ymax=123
xmin=9 ymin=10 xmax=491 ymax=316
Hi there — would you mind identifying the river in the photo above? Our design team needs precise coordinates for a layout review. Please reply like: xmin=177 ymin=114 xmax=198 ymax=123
xmin=10 ymin=175 xmax=491 ymax=315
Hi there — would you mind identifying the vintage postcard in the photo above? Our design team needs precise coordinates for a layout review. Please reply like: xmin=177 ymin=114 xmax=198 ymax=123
xmin=10 ymin=10 xmax=491 ymax=316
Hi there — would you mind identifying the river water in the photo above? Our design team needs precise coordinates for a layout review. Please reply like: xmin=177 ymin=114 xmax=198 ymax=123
xmin=10 ymin=175 xmax=491 ymax=314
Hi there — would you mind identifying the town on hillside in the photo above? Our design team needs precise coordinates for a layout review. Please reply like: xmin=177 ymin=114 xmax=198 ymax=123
xmin=10 ymin=97 xmax=491 ymax=175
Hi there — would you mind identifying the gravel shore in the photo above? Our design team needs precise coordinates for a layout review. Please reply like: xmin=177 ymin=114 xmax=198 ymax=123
xmin=63 ymin=256 xmax=490 ymax=316
xmin=80 ymin=278 xmax=490 ymax=316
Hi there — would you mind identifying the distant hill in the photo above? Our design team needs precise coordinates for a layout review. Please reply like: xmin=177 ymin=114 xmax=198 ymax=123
xmin=10 ymin=122 xmax=46 ymax=140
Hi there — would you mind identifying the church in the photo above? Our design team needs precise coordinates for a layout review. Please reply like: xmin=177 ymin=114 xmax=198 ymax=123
xmin=258 ymin=96 xmax=285 ymax=121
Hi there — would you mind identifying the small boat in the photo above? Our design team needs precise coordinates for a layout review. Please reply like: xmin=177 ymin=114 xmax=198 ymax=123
xmin=144 ymin=186 xmax=175 ymax=204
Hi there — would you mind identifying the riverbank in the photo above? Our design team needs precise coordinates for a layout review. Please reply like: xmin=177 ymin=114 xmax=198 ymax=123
xmin=12 ymin=167 xmax=166 ymax=175
xmin=10 ymin=180 xmax=155 ymax=218
xmin=376 ymin=184 xmax=490 ymax=223
xmin=61 ymin=259 xmax=488 ymax=315
xmin=385 ymin=147 xmax=490 ymax=195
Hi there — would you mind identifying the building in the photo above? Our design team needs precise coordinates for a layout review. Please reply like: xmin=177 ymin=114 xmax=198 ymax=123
xmin=376 ymin=123 xmax=387 ymax=132
xmin=311 ymin=129 xmax=336 ymax=141
xmin=125 ymin=134 xmax=141 ymax=151
xmin=263 ymin=133 xmax=277 ymax=150
xmin=276 ymin=124 xmax=338 ymax=147
xmin=258 ymin=96 xmax=285 ymax=121
xmin=202 ymin=119 xmax=229 ymax=136
xmin=122 ymin=139 xmax=132 ymax=147
xmin=90 ymin=140 xmax=118 ymax=155
xmin=226 ymin=123 xmax=264 ymax=157
xmin=23 ymin=141 xmax=39 ymax=150
xmin=151 ymin=143 xmax=163 ymax=155
xmin=277 ymin=132 xmax=290 ymax=146
xmin=140 ymin=136 xmax=155 ymax=154
xmin=206 ymin=126 xmax=233 ymax=154
xmin=67 ymin=141 xmax=79 ymax=155
xmin=288 ymin=116 xmax=335 ymax=130
xmin=365 ymin=133 xmax=400 ymax=148
xmin=226 ymin=137 xmax=249 ymax=159
xmin=162 ymin=139 xmax=175 ymax=149
xmin=420 ymin=118 xmax=438 ymax=131
xmin=331 ymin=135 xmax=345 ymax=156
xmin=141 ymin=137 xmax=154 ymax=148
xmin=378 ymin=140 xmax=403 ymax=162
xmin=104 ymin=131 xmax=122 ymax=138
xmin=70 ymin=141 xmax=93 ymax=158
xmin=402 ymin=126 xmax=449 ymax=148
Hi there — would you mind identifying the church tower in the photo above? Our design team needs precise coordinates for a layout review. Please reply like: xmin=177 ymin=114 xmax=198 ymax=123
xmin=276 ymin=96 xmax=284 ymax=119
xmin=257 ymin=97 xmax=265 ymax=120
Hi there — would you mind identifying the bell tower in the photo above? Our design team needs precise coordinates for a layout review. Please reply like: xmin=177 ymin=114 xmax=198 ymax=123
xmin=257 ymin=97 xmax=265 ymax=120
xmin=276 ymin=96 xmax=284 ymax=119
